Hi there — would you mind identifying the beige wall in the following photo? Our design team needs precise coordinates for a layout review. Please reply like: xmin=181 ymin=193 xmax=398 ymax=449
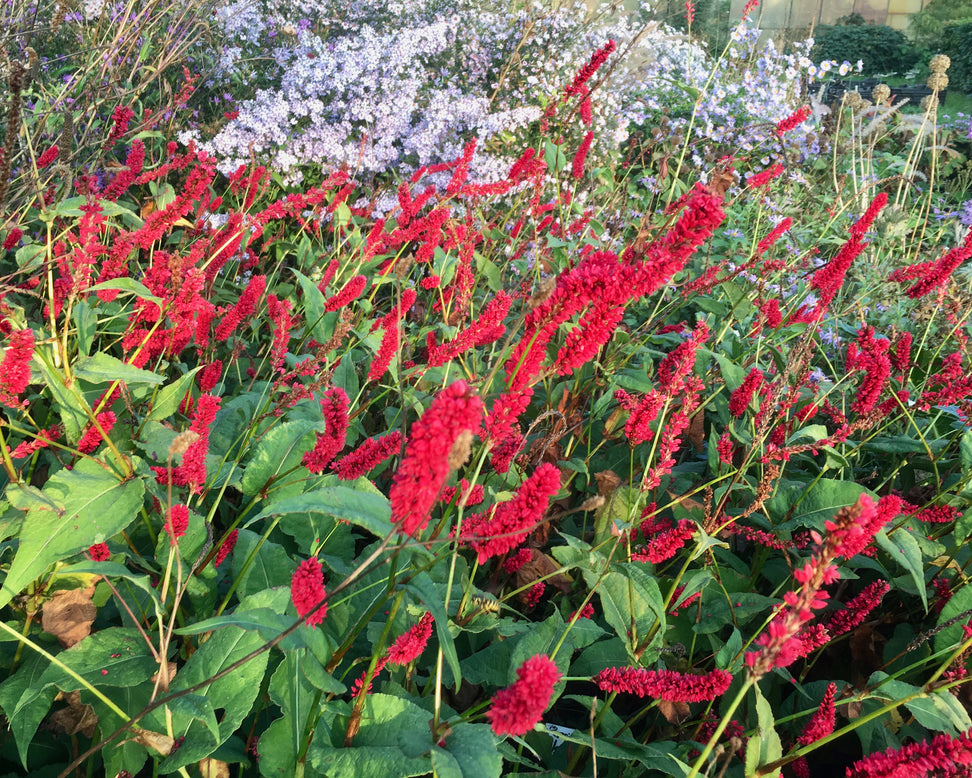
xmin=729 ymin=0 xmax=930 ymax=37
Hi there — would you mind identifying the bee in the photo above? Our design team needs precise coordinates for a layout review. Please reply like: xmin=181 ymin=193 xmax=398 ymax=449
xmin=468 ymin=595 xmax=500 ymax=616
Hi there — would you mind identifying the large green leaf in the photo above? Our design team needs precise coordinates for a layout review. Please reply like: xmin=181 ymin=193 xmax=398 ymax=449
xmin=73 ymin=352 xmax=164 ymax=386
xmin=245 ymin=486 xmax=392 ymax=538
xmin=745 ymin=682 xmax=782 ymax=776
xmin=430 ymin=723 xmax=501 ymax=778
xmin=7 ymin=627 xmax=155 ymax=767
xmin=240 ymin=419 xmax=319 ymax=497
xmin=158 ymin=612 xmax=271 ymax=772
xmin=231 ymin=529 xmax=296 ymax=599
xmin=257 ymin=652 xmax=318 ymax=777
xmin=33 ymin=350 xmax=90 ymax=443
xmin=877 ymin=527 xmax=928 ymax=612
xmin=596 ymin=563 xmax=667 ymax=657
xmin=145 ymin=367 xmax=202 ymax=421
xmin=0 ymin=457 xmax=145 ymax=608
xmin=309 ymin=694 xmax=433 ymax=777
xmin=767 ymin=478 xmax=871 ymax=532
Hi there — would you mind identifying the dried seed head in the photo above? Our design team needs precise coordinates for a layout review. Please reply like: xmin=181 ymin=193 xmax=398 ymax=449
xmin=921 ymin=94 xmax=939 ymax=112
xmin=871 ymin=84 xmax=890 ymax=104
xmin=168 ymin=430 xmax=200 ymax=458
xmin=927 ymin=73 xmax=948 ymax=92
xmin=842 ymin=91 xmax=863 ymax=112
xmin=929 ymin=54 xmax=951 ymax=74
xmin=447 ymin=429 xmax=474 ymax=470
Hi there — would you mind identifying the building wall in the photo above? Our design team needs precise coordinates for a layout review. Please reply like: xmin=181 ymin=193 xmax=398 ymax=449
xmin=728 ymin=0 xmax=929 ymax=38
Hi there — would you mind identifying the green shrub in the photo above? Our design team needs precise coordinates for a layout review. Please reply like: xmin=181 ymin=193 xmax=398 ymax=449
xmin=911 ymin=0 xmax=972 ymax=52
xmin=944 ymin=20 xmax=972 ymax=93
xmin=812 ymin=21 xmax=918 ymax=76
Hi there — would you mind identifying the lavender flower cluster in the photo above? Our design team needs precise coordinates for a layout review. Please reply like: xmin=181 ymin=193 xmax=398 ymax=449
xmin=629 ymin=21 xmax=825 ymax=179
xmin=183 ymin=0 xmax=688 ymax=185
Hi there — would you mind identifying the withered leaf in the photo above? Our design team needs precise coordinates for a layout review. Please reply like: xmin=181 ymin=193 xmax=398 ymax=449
xmin=657 ymin=698 xmax=690 ymax=725
xmin=594 ymin=470 xmax=622 ymax=497
xmin=48 ymin=690 xmax=97 ymax=737
xmin=686 ymin=407 xmax=705 ymax=452
xmin=514 ymin=549 xmax=571 ymax=597
xmin=131 ymin=728 xmax=175 ymax=756
xmin=199 ymin=758 xmax=231 ymax=778
xmin=42 ymin=586 xmax=97 ymax=648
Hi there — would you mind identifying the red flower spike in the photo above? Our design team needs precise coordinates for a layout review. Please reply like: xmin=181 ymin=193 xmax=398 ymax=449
xmin=486 ymin=655 xmax=561 ymax=737
xmin=214 ymin=529 xmax=238 ymax=569
xmin=460 ymin=463 xmax=561 ymax=563
xmin=595 ymin=666 xmax=732 ymax=702
xmin=386 ymin=612 xmax=434 ymax=666
xmin=88 ymin=543 xmax=111 ymax=562
xmin=0 ymin=329 xmax=34 ymax=408
xmin=798 ymin=682 xmax=837 ymax=745
xmin=291 ymin=557 xmax=327 ymax=627
xmin=166 ymin=505 xmax=189 ymax=541
xmin=332 ymin=430 xmax=403 ymax=481
xmin=389 ymin=381 xmax=484 ymax=537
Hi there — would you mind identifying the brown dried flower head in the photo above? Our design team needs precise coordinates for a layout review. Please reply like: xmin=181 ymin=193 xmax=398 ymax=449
xmin=929 ymin=54 xmax=951 ymax=74
xmin=168 ymin=430 xmax=200 ymax=458
xmin=871 ymin=84 xmax=890 ymax=104
xmin=927 ymin=73 xmax=948 ymax=92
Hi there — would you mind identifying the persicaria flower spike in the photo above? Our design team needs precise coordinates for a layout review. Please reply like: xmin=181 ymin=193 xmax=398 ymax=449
xmin=213 ymin=529 xmax=238 ymax=569
xmin=386 ymin=612 xmax=434 ymax=666
xmin=728 ymin=368 xmax=763 ymax=417
xmin=0 ymin=329 xmax=34 ymax=408
xmin=389 ymin=381 xmax=484 ymax=537
xmin=303 ymin=387 xmax=350 ymax=474
xmin=486 ymin=654 xmax=561 ymax=737
xmin=166 ymin=504 xmax=190 ymax=541
xmin=291 ymin=557 xmax=327 ymax=627
xmin=594 ymin=666 xmax=732 ymax=702
xmin=565 ymin=41 xmax=616 ymax=99
xmin=798 ymin=682 xmax=837 ymax=745
xmin=776 ymin=105 xmax=811 ymax=136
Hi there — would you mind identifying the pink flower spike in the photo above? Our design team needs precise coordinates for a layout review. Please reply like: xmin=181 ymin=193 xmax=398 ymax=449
xmin=291 ymin=557 xmax=328 ymax=627
xmin=486 ymin=655 xmax=561 ymax=737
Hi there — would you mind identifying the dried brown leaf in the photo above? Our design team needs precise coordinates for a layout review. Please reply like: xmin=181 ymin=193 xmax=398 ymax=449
xmin=42 ymin=586 xmax=96 ymax=648
xmin=199 ymin=758 xmax=231 ymax=778
xmin=514 ymin=549 xmax=571 ymax=596
xmin=48 ymin=690 xmax=97 ymax=737
xmin=658 ymin=698 xmax=690 ymax=725
xmin=594 ymin=469 xmax=622 ymax=497
xmin=131 ymin=728 xmax=175 ymax=756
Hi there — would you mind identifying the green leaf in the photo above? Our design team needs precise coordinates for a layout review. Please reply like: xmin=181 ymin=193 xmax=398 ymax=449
xmin=231 ymin=530 xmax=296 ymax=599
xmin=877 ymin=527 xmax=928 ymax=611
xmin=246 ymin=486 xmax=392 ymax=538
xmin=935 ymin=583 xmax=972 ymax=656
xmin=543 ymin=140 xmax=567 ymax=174
xmin=960 ymin=428 xmax=972 ymax=473
xmin=309 ymin=694 xmax=433 ymax=776
xmin=145 ymin=367 xmax=202 ymax=421
xmin=87 ymin=277 xmax=163 ymax=304
xmin=33 ymin=350 xmax=90 ymax=443
xmin=159 ymin=611 xmax=271 ymax=772
xmin=293 ymin=268 xmax=335 ymax=344
xmin=745 ymin=683 xmax=782 ymax=776
xmin=767 ymin=478 xmax=871 ymax=532
xmin=693 ymin=592 xmax=777 ymax=635
xmin=258 ymin=652 xmax=318 ymax=777
xmin=905 ymin=691 xmax=972 ymax=735
xmin=8 ymin=627 xmax=155 ymax=767
xmin=5 ymin=483 xmax=64 ymax=514
xmin=0 ymin=654 xmax=56 ymax=769
xmin=0 ymin=457 xmax=145 ymax=608
xmin=596 ymin=562 xmax=666 ymax=657
xmin=73 ymin=301 xmax=96 ymax=357
xmin=435 ymin=723 xmax=501 ymax=778
xmin=239 ymin=419 xmax=319 ymax=497
xmin=405 ymin=574 xmax=462 ymax=689
xmin=73 ymin=352 xmax=164 ymax=386
xmin=164 ymin=694 xmax=221 ymax=743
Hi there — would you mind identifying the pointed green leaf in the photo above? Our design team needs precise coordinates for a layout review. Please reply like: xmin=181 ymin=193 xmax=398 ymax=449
xmin=0 ymin=458 xmax=144 ymax=608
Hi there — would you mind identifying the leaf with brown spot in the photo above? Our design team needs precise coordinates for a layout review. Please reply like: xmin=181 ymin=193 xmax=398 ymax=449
xmin=48 ymin=690 xmax=97 ymax=737
xmin=658 ymin=698 xmax=690 ymax=725
xmin=41 ymin=586 xmax=96 ymax=648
